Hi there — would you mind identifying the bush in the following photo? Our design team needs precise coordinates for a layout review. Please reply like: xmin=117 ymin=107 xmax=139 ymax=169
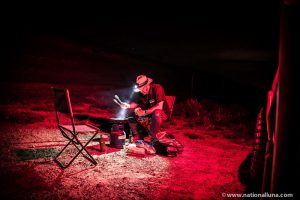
xmin=177 ymin=98 xmax=255 ymax=134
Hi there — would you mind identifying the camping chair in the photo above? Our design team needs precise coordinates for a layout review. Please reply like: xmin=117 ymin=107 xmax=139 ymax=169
xmin=165 ymin=95 xmax=176 ymax=124
xmin=51 ymin=87 xmax=100 ymax=169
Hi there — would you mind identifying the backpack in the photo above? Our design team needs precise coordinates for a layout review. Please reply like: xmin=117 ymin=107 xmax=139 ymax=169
xmin=153 ymin=131 xmax=184 ymax=157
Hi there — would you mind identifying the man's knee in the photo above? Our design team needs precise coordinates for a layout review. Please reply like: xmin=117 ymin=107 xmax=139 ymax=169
xmin=153 ymin=109 xmax=163 ymax=117
xmin=152 ymin=109 xmax=167 ymax=121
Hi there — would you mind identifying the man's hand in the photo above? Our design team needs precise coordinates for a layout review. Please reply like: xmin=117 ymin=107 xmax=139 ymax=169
xmin=120 ymin=102 xmax=130 ymax=109
xmin=134 ymin=107 xmax=146 ymax=117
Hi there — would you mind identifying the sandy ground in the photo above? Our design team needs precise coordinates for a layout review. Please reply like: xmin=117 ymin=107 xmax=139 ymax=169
xmin=0 ymin=122 xmax=252 ymax=199
xmin=0 ymin=83 xmax=253 ymax=199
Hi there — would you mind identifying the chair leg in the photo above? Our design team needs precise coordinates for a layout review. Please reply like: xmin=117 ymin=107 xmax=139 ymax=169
xmin=54 ymin=139 xmax=73 ymax=168
xmin=73 ymin=132 xmax=98 ymax=165
xmin=54 ymin=132 xmax=98 ymax=169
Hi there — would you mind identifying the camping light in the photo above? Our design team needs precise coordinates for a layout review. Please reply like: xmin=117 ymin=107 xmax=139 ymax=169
xmin=133 ymin=85 xmax=139 ymax=92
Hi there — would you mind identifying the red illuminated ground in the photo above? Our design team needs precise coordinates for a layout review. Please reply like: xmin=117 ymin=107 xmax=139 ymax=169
xmin=0 ymin=83 xmax=253 ymax=199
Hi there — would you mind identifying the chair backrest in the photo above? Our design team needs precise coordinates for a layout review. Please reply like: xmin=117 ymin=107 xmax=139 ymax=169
xmin=165 ymin=95 xmax=176 ymax=122
xmin=51 ymin=87 xmax=75 ymax=127
xmin=52 ymin=87 xmax=73 ymax=117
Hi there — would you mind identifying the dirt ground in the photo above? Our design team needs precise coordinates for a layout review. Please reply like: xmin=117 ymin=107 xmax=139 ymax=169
xmin=0 ymin=83 xmax=253 ymax=200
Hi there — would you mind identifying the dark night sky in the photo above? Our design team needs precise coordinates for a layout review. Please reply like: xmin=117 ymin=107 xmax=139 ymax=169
xmin=4 ymin=3 xmax=280 ymax=71
xmin=20 ymin=9 xmax=279 ymax=65
xmin=2 ymin=2 xmax=280 ymax=105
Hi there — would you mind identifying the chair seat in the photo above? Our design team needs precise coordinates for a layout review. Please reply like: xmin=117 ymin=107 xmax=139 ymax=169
xmin=60 ymin=124 xmax=99 ymax=133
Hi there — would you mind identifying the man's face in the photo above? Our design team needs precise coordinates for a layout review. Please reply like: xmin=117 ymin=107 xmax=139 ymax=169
xmin=139 ymin=85 xmax=150 ymax=95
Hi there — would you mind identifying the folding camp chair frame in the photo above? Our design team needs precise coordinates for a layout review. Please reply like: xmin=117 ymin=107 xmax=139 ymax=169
xmin=52 ymin=87 xmax=100 ymax=169
xmin=165 ymin=95 xmax=176 ymax=124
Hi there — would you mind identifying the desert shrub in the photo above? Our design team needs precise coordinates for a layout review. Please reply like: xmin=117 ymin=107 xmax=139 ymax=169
xmin=177 ymin=98 xmax=255 ymax=135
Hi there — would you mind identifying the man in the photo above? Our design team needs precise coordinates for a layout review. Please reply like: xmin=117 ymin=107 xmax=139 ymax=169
xmin=119 ymin=75 xmax=170 ymax=143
